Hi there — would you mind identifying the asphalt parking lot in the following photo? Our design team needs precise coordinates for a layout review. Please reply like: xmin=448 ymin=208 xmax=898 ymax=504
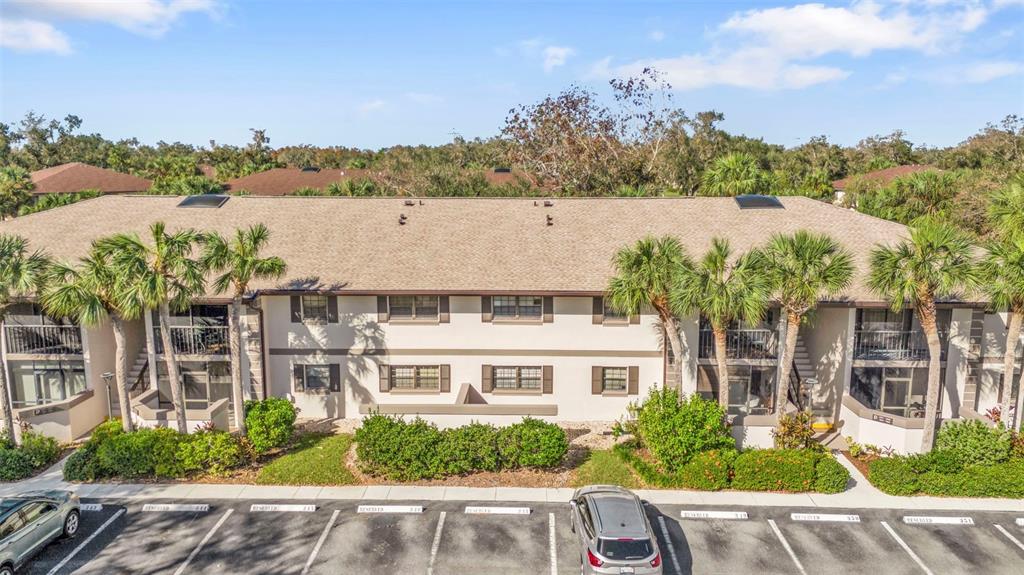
xmin=21 ymin=499 xmax=1024 ymax=575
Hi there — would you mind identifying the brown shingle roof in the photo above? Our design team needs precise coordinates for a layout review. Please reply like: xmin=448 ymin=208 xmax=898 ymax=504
xmin=832 ymin=165 xmax=937 ymax=191
xmin=0 ymin=195 xmax=914 ymax=303
xmin=30 ymin=163 xmax=151 ymax=195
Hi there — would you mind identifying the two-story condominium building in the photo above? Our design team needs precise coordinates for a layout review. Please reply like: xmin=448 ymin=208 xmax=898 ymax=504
xmin=0 ymin=194 xmax=1019 ymax=452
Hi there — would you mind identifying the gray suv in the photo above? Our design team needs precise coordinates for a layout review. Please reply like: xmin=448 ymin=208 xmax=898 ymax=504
xmin=0 ymin=491 xmax=80 ymax=574
xmin=569 ymin=485 xmax=662 ymax=575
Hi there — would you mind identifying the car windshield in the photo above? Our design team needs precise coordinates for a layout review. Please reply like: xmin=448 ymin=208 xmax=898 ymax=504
xmin=598 ymin=537 xmax=653 ymax=560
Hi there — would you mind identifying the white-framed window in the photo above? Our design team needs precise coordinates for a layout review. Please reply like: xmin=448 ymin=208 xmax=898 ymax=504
xmin=390 ymin=365 xmax=440 ymax=390
xmin=493 ymin=366 xmax=542 ymax=391
xmin=389 ymin=295 xmax=439 ymax=319
xmin=493 ymin=295 xmax=542 ymax=319
xmin=602 ymin=367 xmax=628 ymax=392
xmin=300 ymin=295 xmax=329 ymax=323
xmin=301 ymin=364 xmax=331 ymax=391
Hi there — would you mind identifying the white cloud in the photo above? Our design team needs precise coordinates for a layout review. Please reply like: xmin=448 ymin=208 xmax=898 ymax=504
xmin=0 ymin=18 xmax=72 ymax=54
xmin=960 ymin=60 xmax=1023 ymax=82
xmin=6 ymin=0 xmax=220 ymax=37
xmin=594 ymin=1 xmax=1012 ymax=91
xmin=542 ymin=45 xmax=574 ymax=72
xmin=357 ymin=99 xmax=386 ymax=115
xmin=648 ymin=29 xmax=666 ymax=42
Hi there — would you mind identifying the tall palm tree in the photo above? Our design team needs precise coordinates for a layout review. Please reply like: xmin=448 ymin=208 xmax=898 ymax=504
xmin=979 ymin=237 xmax=1024 ymax=429
xmin=0 ymin=235 xmax=50 ymax=445
xmin=202 ymin=224 xmax=286 ymax=436
xmin=989 ymin=175 xmax=1024 ymax=240
xmin=758 ymin=231 xmax=853 ymax=417
xmin=671 ymin=238 xmax=771 ymax=408
xmin=700 ymin=153 xmax=770 ymax=197
xmin=97 ymin=222 xmax=204 ymax=434
xmin=41 ymin=249 xmax=144 ymax=432
xmin=607 ymin=236 xmax=692 ymax=391
xmin=868 ymin=220 xmax=978 ymax=451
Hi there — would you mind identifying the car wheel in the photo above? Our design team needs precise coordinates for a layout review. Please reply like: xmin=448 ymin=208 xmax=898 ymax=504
xmin=0 ymin=563 xmax=14 ymax=575
xmin=62 ymin=510 xmax=80 ymax=538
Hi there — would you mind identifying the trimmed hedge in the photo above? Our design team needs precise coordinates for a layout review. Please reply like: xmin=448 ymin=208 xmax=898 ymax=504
xmin=245 ymin=397 xmax=297 ymax=454
xmin=0 ymin=448 xmax=34 ymax=481
xmin=680 ymin=449 xmax=737 ymax=491
xmin=355 ymin=415 xmax=568 ymax=481
xmin=869 ymin=454 xmax=1024 ymax=498
xmin=814 ymin=454 xmax=851 ymax=494
xmin=0 ymin=432 xmax=62 ymax=481
xmin=732 ymin=449 xmax=819 ymax=492
xmin=631 ymin=387 xmax=734 ymax=473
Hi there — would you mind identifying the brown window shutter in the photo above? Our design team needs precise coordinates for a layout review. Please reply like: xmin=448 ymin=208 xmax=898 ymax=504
xmin=542 ymin=365 xmax=553 ymax=394
xmin=481 ymin=296 xmax=492 ymax=322
xmin=290 ymin=296 xmax=302 ymax=323
xmin=440 ymin=365 xmax=451 ymax=392
xmin=592 ymin=366 xmax=603 ymax=395
xmin=439 ymin=296 xmax=450 ymax=323
xmin=481 ymin=364 xmax=493 ymax=393
xmin=592 ymin=297 xmax=603 ymax=324
xmin=543 ymin=296 xmax=554 ymax=323
xmin=628 ymin=366 xmax=639 ymax=395
xmin=293 ymin=364 xmax=304 ymax=392
xmin=329 ymin=364 xmax=341 ymax=392
xmin=629 ymin=310 xmax=640 ymax=325
xmin=327 ymin=296 xmax=339 ymax=323
xmin=377 ymin=296 xmax=389 ymax=323
xmin=379 ymin=363 xmax=390 ymax=392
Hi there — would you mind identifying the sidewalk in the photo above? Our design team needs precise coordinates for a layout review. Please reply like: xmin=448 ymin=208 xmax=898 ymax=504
xmin=3 ymin=453 xmax=1022 ymax=512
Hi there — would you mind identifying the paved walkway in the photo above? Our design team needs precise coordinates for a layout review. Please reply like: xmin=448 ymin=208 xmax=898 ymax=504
xmin=3 ymin=453 xmax=1021 ymax=511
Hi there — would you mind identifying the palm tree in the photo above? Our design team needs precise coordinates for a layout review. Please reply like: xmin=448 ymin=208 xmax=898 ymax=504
xmin=979 ymin=237 xmax=1024 ymax=429
xmin=202 ymin=224 xmax=286 ymax=435
xmin=758 ymin=231 xmax=853 ymax=417
xmin=97 ymin=222 xmax=204 ymax=434
xmin=989 ymin=175 xmax=1024 ymax=240
xmin=671 ymin=238 xmax=771 ymax=407
xmin=41 ymin=249 xmax=144 ymax=432
xmin=868 ymin=220 xmax=978 ymax=451
xmin=700 ymin=153 xmax=770 ymax=197
xmin=607 ymin=236 xmax=692 ymax=391
xmin=0 ymin=235 xmax=50 ymax=445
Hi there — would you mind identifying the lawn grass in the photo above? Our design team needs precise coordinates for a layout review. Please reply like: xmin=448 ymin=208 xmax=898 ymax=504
xmin=571 ymin=448 xmax=641 ymax=489
xmin=256 ymin=433 xmax=357 ymax=486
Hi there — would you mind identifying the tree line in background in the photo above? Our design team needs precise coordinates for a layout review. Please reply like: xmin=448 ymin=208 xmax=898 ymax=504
xmin=0 ymin=68 xmax=1021 ymax=235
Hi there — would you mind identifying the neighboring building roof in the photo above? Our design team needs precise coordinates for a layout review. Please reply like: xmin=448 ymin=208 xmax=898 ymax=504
xmin=0 ymin=195 xmax=914 ymax=303
xmin=225 ymin=167 xmax=533 ymax=196
xmin=29 ymin=163 xmax=152 ymax=195
xmin=832 ymin=165 xmax=937 ymax=191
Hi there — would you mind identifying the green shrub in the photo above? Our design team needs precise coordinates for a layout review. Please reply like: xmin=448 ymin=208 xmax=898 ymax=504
xmin=936 ymin=419 xmax=1012 ymax=467
xmin=355 ymin=415 xmax=443 ymax=480
xmin=245 ymin=398 xmax=297 ymax=454
xmin=631 ymin=387 xmax=733 ymax=472
xmin=908 ymin=449 xmax=963 ymax=475
xmin=63 ymin=447 xmax=100 ymax=482
xmin=1012 ymin=432 xmax=1024 ymax=460
xmin=178 ymin=431 xmax=245 ymax=476
xmin=496 ymin=417 xmax=567 ymax=469
xmin=773 ymin=411 xmax=818 ymax=450
xmin=437 ymin=422 xmax=499 ymax=475
xmin=0 ymin=447 xmax=33 ymax=480
xmin=679 ymin=449 xmax=737 ymax=491
xmin=732 ymin=449 xmax=819 ymax=492
xmin=917 ymin=460 xmax=1024 ymax=498
xmin=613 ymin=442 xmax=686 ymax=488
xmin=814 ymin=455 xmax=850 ymax=494
xmin=868 ymin=457 xmax=919 ymax=496
xmin=19 ymin=431 xmax=61 ymax=469
xmin=94 ymin=427 xmax=184 ymax=479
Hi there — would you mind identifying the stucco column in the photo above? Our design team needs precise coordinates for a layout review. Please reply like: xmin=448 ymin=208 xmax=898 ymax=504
xmin=943 ymin=308 xmax=973 ymax=419
xmin=678 ymin=313 xmax=700 ymax=396
xmin=143 ymin=310 xmax=159 ymax=392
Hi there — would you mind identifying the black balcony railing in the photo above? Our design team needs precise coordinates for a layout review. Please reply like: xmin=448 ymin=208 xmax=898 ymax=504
xmin=153 ymin=326 xmax=229 ymax=355
xmin=4 ymin=325 xmax=83 ymax=355
xmin=854 ymin=330 xmax=948 ymax=361
xmin=698 ymin=328 xmax=778 ymax=360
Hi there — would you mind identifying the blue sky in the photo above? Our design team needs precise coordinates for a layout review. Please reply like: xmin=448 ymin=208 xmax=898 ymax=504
xmin=1 ymin=1 xmax=1022 ymax=150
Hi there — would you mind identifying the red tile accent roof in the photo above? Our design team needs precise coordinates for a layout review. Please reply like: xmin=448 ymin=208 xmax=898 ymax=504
xmin=30 ymin=163 xmax=151 ymax=194
xmin=832 ymin=164 xmax=937 ymax=191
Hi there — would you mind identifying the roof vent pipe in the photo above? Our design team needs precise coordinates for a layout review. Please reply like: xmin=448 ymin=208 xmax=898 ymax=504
xmin=399 ymin=214 xmax=408 ymax=225
xmin=546 ymin=214 xmax=553 ymax=226
xmin=543 ymin=200 xmax=554 ymax=207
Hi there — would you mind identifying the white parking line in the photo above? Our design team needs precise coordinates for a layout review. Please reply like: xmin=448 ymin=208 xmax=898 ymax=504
xmin=994 ymin=524 xmax=1024 ymax=552
xmin=1017 ymin=518 xmax=1024 ymax=527
xmin=46 ymin=508 xmax=125 ymax=575
xmin=143 ymin=504 xmax=209 ymax=513
xmin=657 ymin=515 xmax=682 ymax=575
xmin=301 ymin=510 xmax=339 ymax=575
xmin=680 ymin=510 xmax=748 ymax=520
xmin=79 ymin=503 xmax=103 ymax=512
xmin=426 ymin=511 xmax=447 ymax=575
xmin=357 ymin=505 xmax=424 ymax=514
xmin=791 ymin=513 xmax=860 ymax=523
xmin=464 ymin=506 xmax=531 ymax=515
xmin=548 ymin=513 xmax=558 ymax=575
xmin=903 ymin=516 xmax=974 ymax=525
xmin=881 ymin=520 xmax=934 ymax=575
xmin=767 ymin=519 xmax=808 ymax=575
xmin=250 ymin=504 xmax=316 ymax=512
xmin=172 ymin=508 xmax=234 ymax=575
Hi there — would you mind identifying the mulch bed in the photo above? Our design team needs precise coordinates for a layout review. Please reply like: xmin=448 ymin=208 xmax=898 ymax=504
xmin=839 ymin=450 xmax=877 ymax=477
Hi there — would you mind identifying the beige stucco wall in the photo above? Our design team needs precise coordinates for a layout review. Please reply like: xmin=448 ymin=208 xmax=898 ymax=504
xmin=801 ymin=306 xmax=851 ymax=419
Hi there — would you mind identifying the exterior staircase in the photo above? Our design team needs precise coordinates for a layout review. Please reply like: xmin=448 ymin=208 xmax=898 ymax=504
xmin=108 ymin=350 xmax=149 ymax=417
xmin=786 ymin=335 xmax=816 ymax=412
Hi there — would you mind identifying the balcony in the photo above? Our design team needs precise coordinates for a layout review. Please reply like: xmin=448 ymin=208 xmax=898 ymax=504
xmin=4 ymin=325 xmax=83 ymax=355
xmin=854 ymin=330 xmax=947 ymax=361
xmin=698 ymin=329 xmax=778 ymax=360
xmin=153 ymin=325 xmax=229 ymax=355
